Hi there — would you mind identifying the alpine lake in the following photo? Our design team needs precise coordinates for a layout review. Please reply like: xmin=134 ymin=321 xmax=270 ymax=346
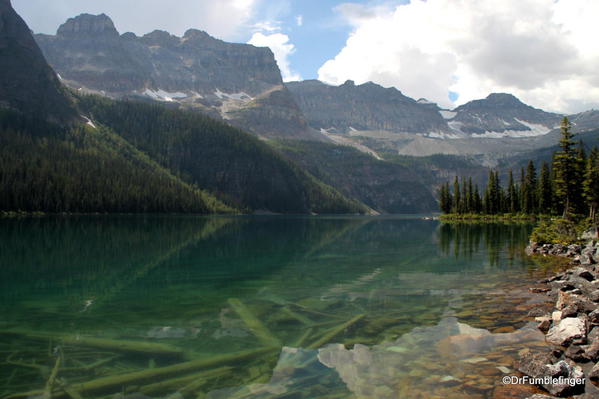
xmin=0 ymin=215 xmax=568 ymax=399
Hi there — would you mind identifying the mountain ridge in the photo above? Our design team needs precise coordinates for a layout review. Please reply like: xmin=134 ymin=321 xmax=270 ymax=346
xmin=0 ymin=0 xmax=77 ymax=124
xmin=35 ymin=13 xmax=319 ymax=140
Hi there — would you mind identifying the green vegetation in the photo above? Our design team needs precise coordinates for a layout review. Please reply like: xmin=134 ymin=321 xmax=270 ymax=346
xmin=77 ymin=96 xmax=366 ymax=214
xmin=440 ymin=117 xmax=599 ymax=225
xmin=0 ymin=109 xmax=232 ymax=214
xmin=272 ymin=140 xmax=443 ymax=213
xmin=0 ymin=96 xmax=367 ymax=215
xmin=529 ymin=218 xmax=588 ymax=245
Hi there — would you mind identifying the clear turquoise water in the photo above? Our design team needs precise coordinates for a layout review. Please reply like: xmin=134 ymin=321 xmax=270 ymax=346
xmin=0 ymin=216 xmax=555 ymax=398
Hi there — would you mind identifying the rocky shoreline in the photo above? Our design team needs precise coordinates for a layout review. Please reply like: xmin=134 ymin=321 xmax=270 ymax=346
xmin=520 ymin=240 xmax=599 ymax=398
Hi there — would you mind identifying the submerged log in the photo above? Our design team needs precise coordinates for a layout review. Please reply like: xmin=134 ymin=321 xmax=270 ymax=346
xmin=44 ymin=353 xmax=62 ymax=398
xmin=228 ymin=298 xmax=281 ymax=347
xmin=307 ymin=314 xmax=365 ymax=349
xmin=293 ymin=328 xmax=314 ymax=348
xmin=281 ymin=306 xmax=312 ymax=325
xmin=0 ymin=330 xmax=185 ymax=358
xmin=7 ymin=346 xmax=277 ymax=399
xmin=140 ymin=366 xmax=233 ymax=395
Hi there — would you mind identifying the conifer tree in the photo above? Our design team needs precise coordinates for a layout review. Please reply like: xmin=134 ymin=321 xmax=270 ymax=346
xmin=553 ymin=117 xmax=578 ymax=217
xmin=583 ymin=147 xmax=599 ymax=221
xmin=507 ymin=170 xmax=519 ymax=214
xmin=439 ymin=182 xmax=452 ymax=214
xmin=537 ymin=161 xmax=553 ymax=215
xmin=473 ymin=185 xmax=482 ymax=214
xmin=522 ymin=161 xmax=537 ymax=214
xmin=453 ymin=177 xmax=461 ymax=214
xmin=461 ymin=178 xmax=468 ymax=214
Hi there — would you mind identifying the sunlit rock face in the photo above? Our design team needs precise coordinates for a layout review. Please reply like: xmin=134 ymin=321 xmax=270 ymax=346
xmin=34 ymin=14 xmax=315 ymax=139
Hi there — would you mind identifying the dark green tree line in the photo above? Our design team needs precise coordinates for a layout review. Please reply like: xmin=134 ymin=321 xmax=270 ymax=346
xmin=439 ymin=117 xmax=599 ymax=220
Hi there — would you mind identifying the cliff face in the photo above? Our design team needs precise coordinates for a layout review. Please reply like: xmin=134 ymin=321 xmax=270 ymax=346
xmin=35 ymin=14 xmax=314 ymax=139
xmin=0 ymin=0 xmax=77 ymax=124
xmin=286 ymin=80 xmax=452 ymax=134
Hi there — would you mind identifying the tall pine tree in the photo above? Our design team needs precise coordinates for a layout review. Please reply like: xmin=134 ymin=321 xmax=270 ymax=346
xmin=553 ymin=117 xmax=578 ymax=218
xmin=538 ymin=161 xmax=552 ymax=214
xmin=583 ymin=147 xmax=599 ymax=221
xmin=522 ymin=161 xmax=537 ymax=214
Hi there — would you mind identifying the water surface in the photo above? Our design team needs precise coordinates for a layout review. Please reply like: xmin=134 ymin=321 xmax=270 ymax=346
xmin=0 ymin=216 xmax=558 ymax=398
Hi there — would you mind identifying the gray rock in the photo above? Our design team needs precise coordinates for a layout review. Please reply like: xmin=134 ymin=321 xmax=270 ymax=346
xmin=538 ymin=319 xmax=553 ymax=333
xmin=582 ymin=254 xmax=596 ymax=265
xmin=562 ymin=305 xmax=580 ymax=318
xmin=589 ymin=326 xmax=599 ymax=341
xmin=585 ymin=340 xmax=599 ymax=362
xmin=517 ymin=349 xmax=555 ymax=378
xmin=565 ymin=344 xmax=589 ymax=362
xmin=546 ymin=317 xmax=587 ymax=346
xmin=590 ymin=362 xmax=599 ymax=380
xmin=589 ymin=309 xmax=599 ymax=324
xmin=557 ymin=291 xmax=596 ymax=314
xmin=544 ymin=361 xmax=585 ymax=396
xmin=572 ymin=267 xmax=595 ymax=282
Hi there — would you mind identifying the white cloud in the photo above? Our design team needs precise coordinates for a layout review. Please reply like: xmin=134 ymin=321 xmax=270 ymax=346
xmin=248 ymin=32 xmax=302 ymax=82
xmin=296 ymin=15 xmax=303 ymax=27
xmin=318 ymin=0 xmax=599 ymax=113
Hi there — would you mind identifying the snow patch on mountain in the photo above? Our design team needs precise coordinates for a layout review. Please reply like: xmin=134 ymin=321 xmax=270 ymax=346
xmin=214 ymin=89 xmax=252 ymax=101
xmin=428 ymin=131 xmax=462 ymax=139
xmin=471 ymin=119 xmax=553 ymax=138
xmin=144 ymin=89 xmax=187 ymax=102
xmin=438 ymin=110 xmax=456 ymax=120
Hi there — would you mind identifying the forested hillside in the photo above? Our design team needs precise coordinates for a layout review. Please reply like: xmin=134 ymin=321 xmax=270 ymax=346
xmin=0 ymin=110 xmax=232 ymax=214
xmin=272 ymin=140 xmax=439 ymax=213
xmin=77 ymin=95 xmax=367 ymax=214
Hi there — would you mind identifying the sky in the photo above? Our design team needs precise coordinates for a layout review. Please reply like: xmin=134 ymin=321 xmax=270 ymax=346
xmin=12 ymin=0 xmax=599 ymax=114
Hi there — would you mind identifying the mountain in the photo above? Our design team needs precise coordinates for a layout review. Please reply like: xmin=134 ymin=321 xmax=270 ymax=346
xmin=76 ymin=95 xmax=368 ymax=214
xmin=286 ymin=80 xmax=575 ymax=162
xmin=0 ymin=0 xmax=77 ymax=124
xmin=273 ymin=140 xmax=437 ymax=213
xmin=0 ymin=4 xmax=367 ymax=215
xmin=448 ymin=93 xmax=563 ymax=137
xmin=286 ymin=80 xmax=451 ymax=135
xmin=569 ymin=109 xmax=599 ymax=133
xmin=34 ymin=13 xmax=318 ymax=139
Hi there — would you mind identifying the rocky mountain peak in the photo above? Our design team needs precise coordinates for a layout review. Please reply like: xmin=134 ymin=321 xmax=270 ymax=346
xmin=35 ymin=15 xmax=313 ymax=139
xmin=183 ymin=29 xmax=213 ymax=42
xmin=0 ymin=0 xmax=77 ymax=124
xmin=450 ymin=93 xmax=562 ymax=136
xmin=484 ymin=93 xmax=523 ymax=106
xmin=140 ymin=29 xmax=178 ymax=46
xmin=57 ymin=13 xmax=119 ymax=38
